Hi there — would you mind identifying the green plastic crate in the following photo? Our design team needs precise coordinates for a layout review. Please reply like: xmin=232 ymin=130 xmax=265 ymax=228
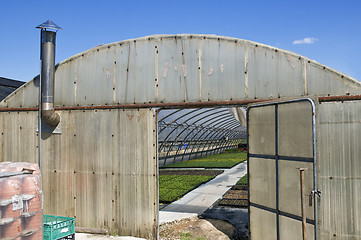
xmin=43 ymin=215 xmax=75 ymax=240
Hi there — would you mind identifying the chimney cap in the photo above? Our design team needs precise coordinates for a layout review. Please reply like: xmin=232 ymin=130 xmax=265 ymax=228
xmin=36 ymin=20 xmax=62 ymax=31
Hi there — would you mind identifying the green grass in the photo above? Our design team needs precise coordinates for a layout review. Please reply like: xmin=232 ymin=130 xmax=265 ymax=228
xmin=161 ymin=151 xmax=247 ymax=168
xmin=159 ymin=175 xmax=214 ymax=202
xmin=237 ymin=173 xmax=248 ymax=185
xmin=180 ymin=232 xmax=206 ymax=240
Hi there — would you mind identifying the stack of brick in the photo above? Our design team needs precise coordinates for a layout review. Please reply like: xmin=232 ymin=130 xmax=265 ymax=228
xmin=0 ymin=162 xmax=43 ymax=240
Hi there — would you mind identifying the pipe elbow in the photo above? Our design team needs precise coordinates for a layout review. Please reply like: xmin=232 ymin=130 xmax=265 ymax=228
xmin=41 ymin=103 xmax=60 ymax=127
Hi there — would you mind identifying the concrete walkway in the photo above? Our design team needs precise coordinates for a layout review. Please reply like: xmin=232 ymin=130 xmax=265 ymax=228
xmin=159 ymin=161 xmax=247 ymax=224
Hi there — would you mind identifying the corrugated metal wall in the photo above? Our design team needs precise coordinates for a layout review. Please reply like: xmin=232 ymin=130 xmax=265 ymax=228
xmin=0 ymin=109 xmax=158 ymax=239
xmin=1 ymin=35 xmax=360 ymax=109
xmin=318 ymin=101 xmax=361 ymax=239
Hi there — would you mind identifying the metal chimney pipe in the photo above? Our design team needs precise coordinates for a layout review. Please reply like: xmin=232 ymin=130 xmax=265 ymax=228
xmin=41 ymin=30 xmax=60 ymax=126
xmin=36 ymin=20 xmax=62 ymax=127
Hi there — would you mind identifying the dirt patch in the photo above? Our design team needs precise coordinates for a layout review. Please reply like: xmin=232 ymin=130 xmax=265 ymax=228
xmin=159 ymin=217 xmax=234 ymax=240
xmin=160 ymin=169 xmax=224 ymax=177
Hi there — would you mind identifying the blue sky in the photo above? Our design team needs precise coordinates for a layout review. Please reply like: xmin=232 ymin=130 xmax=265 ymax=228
xmin=1 ymin=0 xmax=360 ymax=82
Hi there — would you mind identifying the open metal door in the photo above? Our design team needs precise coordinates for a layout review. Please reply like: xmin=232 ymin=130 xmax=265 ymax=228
xmin=247 ymin=99 xmax=318 ymax=240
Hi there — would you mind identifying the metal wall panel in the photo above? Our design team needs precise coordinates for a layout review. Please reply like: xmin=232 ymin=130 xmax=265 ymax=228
xmin=318 ymin=101 xmax=361 ymax=239
xmin=157 ymin=36 xmax=200 ymax=102
xmin=201 ymin=38 xmax=246 ymax=101
xmin=55 ymin=62 xmax=76 ymax=106
xmin=2 ymin=35 xmax=360 ymax=108
xmin=0 ymin=109 xmax=157 ymax=239
xmin=247 ymin=44 xmax=305 ymax=99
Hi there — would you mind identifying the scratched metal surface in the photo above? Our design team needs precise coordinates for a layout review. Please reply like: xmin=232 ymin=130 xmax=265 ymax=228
xmin=1 ymin=34 xmax=360 ymax=108
xmin=0 ymin=109 xmax=158 ymax=239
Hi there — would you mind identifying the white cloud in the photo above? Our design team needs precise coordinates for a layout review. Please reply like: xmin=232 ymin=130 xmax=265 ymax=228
xmin=293 ymin=37 xmax=318 ymax=45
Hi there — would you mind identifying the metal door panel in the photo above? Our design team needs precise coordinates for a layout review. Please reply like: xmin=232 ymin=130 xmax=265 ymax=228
xmin=248 ymin=99 xmax=317 ymax=240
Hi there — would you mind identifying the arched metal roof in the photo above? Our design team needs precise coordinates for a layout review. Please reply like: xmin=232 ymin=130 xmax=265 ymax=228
xmin=1 ymin=34 xmax=360 ymax=108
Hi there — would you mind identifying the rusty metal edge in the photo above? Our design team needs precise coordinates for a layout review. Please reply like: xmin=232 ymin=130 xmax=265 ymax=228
xmin=2 ymin=95 xmax=359 ymax=112
xmin=0 ymin=99 xmax=271 ymax=112
xmin=318 ymin=95 xmax=361 ymax=102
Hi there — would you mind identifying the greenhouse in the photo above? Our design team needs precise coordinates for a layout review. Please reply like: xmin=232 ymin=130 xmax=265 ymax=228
xmin=0 ymin=34 xmax=360 ymax=239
